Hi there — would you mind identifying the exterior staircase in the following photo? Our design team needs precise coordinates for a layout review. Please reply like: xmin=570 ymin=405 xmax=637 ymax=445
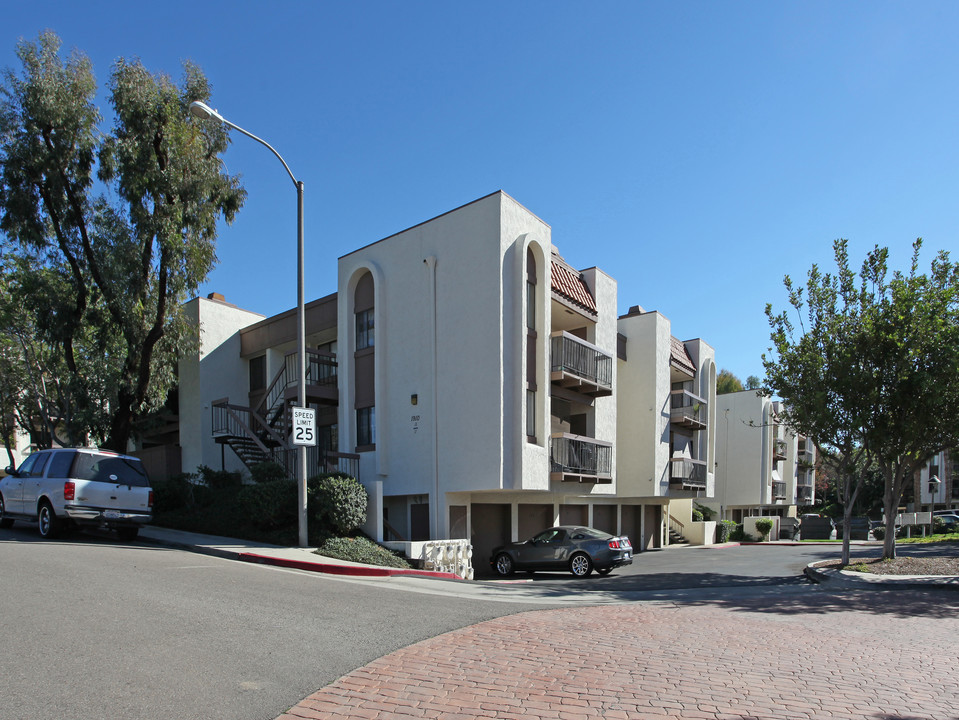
xmin=667 ymin=514 xmax=690 ymax=546
xmin=211 ymin=349 xmax=359 ymax=480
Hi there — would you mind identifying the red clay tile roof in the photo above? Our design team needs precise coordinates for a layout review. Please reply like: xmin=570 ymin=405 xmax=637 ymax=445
xmin=670 ymin=337 xmax=696 ymax=376
xmin=551 ymin=260 xmax=597 ymax=314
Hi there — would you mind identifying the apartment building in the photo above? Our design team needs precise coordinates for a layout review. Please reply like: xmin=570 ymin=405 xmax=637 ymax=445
xmin=913 ymin=449 xmax=958 ymax=514
xmin=177 ymin=192 xmax=640 ymax=560
xmin=708 ymin=390 xmax=815 ymax=521
xmin=616 ymin=306 xmax=717 ymax=547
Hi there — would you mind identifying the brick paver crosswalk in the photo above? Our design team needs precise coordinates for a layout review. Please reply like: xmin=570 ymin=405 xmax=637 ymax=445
xmin=278 ymin=590 xmax=959 ymax=719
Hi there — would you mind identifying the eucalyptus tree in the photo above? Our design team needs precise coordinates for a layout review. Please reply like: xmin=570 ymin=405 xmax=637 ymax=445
xmin=0 ymin=31 xmax=245 ymax=451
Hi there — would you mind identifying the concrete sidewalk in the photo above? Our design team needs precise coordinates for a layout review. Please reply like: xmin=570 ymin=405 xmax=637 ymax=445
xmin=137 ymin=525 xmax=463 ymax=580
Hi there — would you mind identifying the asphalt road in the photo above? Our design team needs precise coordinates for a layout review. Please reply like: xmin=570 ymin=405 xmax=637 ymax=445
xmin=0 ymin=526 xmax=542 ymax=720
xmin=3 ymin=526 xmax=953 ymax=720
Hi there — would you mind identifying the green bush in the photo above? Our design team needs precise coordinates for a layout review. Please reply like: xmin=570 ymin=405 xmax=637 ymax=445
xmin=250 ymin=461 xmax=288 ymax=484
xmin=237 ymin=479 xmax=297 ymax=529
xmin=151 ymin=473 xmax=216 ymax=512
xmin=151 ymin=474 xmax=196 ymax=513
xmin=691 ymin=509 xmax=704 ymax=522
xmin=872 ymin=525 xmax=904 ymax=541
xmin=308 ymin=473 xmax=367 ymax=537
xmin=315 ymin=535 xmax=411 ymax=569
xmin=716 ymin=519 xmax=737 ymax=543
xmin=197 ymin=465 xmax=242 ymax=490
xmin=755 ymin=518 xmax=774 ymax=541
xmin=729 ymin=523 xmax=747 ymax=542
xmin=694 ymin=503 xmax=716 ymax=521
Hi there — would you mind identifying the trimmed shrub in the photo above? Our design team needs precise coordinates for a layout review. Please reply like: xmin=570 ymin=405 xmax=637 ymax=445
xmin=755 ymin=518 xmax=774 ymax=541
xmin=716 ymin=519 xmax=737 ymax=543
xmin=308 ymin=473 xmax=368 ymax=537
xmin=316 ymin=536 xmax=411 ymax=569
xmin=729 ymin=523 xmax=747 ymax=542
xmin=237 ymin=479 xmax=297 ymax=529
xmin=250 ymin=461 xmax=288 ymax=484
xmin=691 ymin=509 xmax=704 ymax=522
xmin=197 ymin=465 xmax=242 ymax=490
xmin=151 ymin=474 xmax=197 ymax=513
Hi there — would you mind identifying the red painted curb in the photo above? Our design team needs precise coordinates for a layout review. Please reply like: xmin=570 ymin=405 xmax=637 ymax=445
xmin=237 ymin=552 xmax=463 ymax=580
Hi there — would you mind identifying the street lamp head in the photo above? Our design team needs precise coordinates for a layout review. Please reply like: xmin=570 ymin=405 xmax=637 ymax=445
xmin=189 ymin=100 xmax=223 ymax=122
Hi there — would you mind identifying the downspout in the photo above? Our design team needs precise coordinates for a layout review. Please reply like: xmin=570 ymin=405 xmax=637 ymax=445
xmin=424 ymin=256 xmax=439 ymax=538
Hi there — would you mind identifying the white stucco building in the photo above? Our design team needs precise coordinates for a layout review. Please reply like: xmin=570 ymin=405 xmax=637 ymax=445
xmin=172 ymin=191 xmax=723 ymax=558
xmin=709 ymin=390 xmax=815 ymax=521
xmin=615 ymin=305 xmax=717 ymax=548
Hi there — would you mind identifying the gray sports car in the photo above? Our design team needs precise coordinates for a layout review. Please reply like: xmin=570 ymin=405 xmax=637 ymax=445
xmin=489 ymin=525 xmax=633 ymax=577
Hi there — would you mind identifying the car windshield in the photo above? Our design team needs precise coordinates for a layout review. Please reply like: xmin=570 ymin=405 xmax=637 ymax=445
xmin=71 ymin=453 xmax=150 ymax=487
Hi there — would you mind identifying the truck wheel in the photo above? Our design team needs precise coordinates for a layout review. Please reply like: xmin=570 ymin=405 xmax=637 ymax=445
xmin=0 ymin=494 xmax=14 ymax=528
xmin=38 ymin=502 xmax=61 ymax=539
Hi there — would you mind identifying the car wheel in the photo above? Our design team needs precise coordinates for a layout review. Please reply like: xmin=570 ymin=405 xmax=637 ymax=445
xmin=37 ymin=502 xmax=61 ymax=539
xmin=0 ymin=494 xmax=14 ymax=528
xmin=494 ymin=553 xmax=515 ymax=576
xmin=596 ymin=567 xmax=612 ymax=576
xmin=116 ymin=527 xmax=139 ymax=541
xmin=569 ymin=552 xmax=593 ymax=577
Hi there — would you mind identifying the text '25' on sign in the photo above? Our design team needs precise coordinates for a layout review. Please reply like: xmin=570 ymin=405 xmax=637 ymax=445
xmin=292 ymin=407 xmax=316 ymax=447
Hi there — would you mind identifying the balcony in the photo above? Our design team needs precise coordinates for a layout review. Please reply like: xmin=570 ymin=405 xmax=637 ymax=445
xmin=550 ymin=332 xmax=613 ymax=398
xmin=669 ymin=457 xmax=707 ymax=490
xmin=773 ymin=439 xmax=787 ymax=461
xmin=772 ymin=480 xmax=787 ymax=500
xmin=669 ymin=390 xmax=707 ymax=430
xmin=550 ymin=433 xmax=612 ymax=483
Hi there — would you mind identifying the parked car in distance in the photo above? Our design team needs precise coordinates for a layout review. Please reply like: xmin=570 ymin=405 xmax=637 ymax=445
xmin=490 ymin=526 xmax=633 ymax=578
xmin=0 ymin=447 xmax=153 ymax=540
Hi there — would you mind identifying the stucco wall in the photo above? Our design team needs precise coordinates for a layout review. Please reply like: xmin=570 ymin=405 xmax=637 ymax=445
xmin=616 ymin=311 xmax=671 ymax=497
xmin=179 ymin=297 xmax=264 ymax=476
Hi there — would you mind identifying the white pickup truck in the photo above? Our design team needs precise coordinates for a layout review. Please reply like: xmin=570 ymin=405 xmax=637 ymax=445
xmin=0 ymin=447 xmax=153 ymax=540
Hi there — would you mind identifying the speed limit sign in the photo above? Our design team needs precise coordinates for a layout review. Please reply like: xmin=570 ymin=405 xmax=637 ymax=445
xmin=292 ymin=407 xmax=316 ymax=447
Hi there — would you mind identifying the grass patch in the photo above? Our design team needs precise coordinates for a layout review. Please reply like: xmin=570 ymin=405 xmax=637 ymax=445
xmin=897 ymin=533 xmax=959 ymax=545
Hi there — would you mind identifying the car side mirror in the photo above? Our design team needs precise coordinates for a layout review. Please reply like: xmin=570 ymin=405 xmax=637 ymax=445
xmin=4 ymin=466 xmax=16 ymax=477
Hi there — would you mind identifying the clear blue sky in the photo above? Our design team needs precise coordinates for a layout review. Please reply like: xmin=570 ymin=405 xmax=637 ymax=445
xmin=4 ymin=2 xmax=958 ymax=381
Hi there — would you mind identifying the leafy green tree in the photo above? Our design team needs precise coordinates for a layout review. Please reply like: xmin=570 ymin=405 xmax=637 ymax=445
xmin=744 ymin=375 xmax=761 ymax=390
xmin=765 ymin=239 xmax=959 ymax=560
xmin=716 ymin=368 xmax=745 ymax=395
xmin=0 ymin=32 xmax=245 ymax=451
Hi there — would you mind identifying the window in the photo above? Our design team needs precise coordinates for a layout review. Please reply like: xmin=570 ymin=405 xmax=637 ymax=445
xmin=16 ymin=451 xmax=47 ymax=477
xmin=526 ymin=248 xmax=537 ymax=443
xmin=527 ymin=389 xmax=536 ymax=440
xmin=47 ymin=450 xmax=76 ymax=479
xmin=355 ymin=309 xmax=374 ymax=350
xmin=357 ymin=406 xmax=375 ymax=449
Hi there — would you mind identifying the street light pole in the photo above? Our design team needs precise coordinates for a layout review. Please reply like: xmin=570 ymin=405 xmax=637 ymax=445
xmin=189 ymin=101 xmax=309 ymax=547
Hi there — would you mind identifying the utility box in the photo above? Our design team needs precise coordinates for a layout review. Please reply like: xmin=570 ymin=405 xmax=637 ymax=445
xmin=800 ymin=516 xmax=834 ymax=540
